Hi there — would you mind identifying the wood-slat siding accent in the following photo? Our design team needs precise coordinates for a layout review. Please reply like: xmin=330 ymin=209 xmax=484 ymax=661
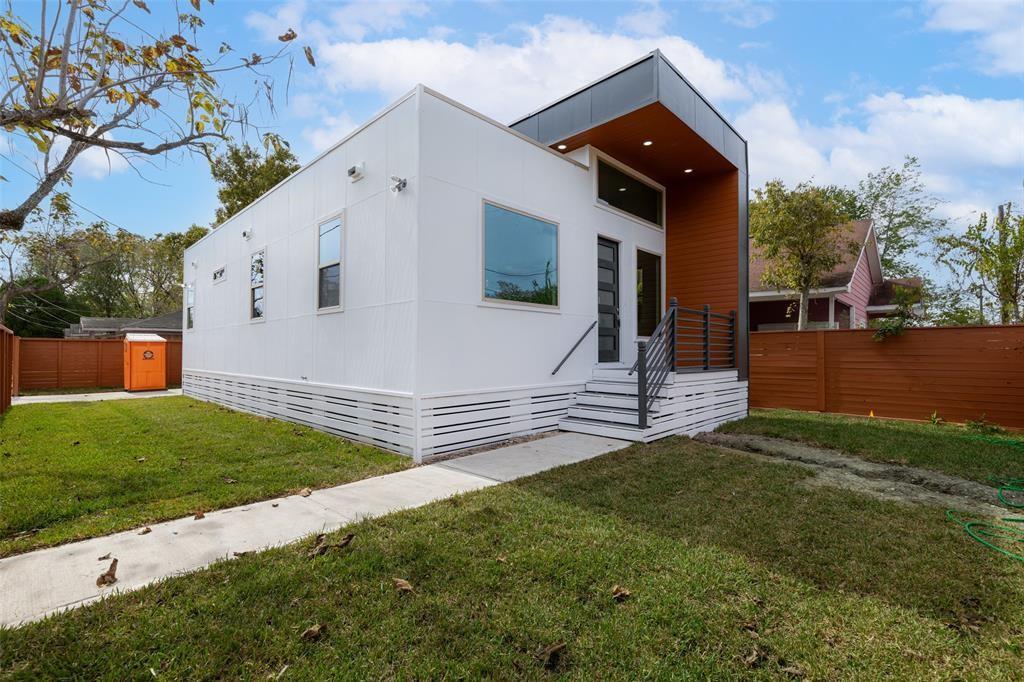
xmin=18 ymin=338 xmax=182 ymax=391
xmin=0 ymin=325 xmax=13 ymax=415
xmin=750 ymin=326 xmax=1024 ymax=427
xmin=666 ymin=170 xmax=740 ymax=369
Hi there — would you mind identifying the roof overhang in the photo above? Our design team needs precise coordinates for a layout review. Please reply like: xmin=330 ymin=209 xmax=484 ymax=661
xmin=749 ymin=287 xmax=848 ymax=301
xmin=510 ymin=50 xmax=746 ymax=183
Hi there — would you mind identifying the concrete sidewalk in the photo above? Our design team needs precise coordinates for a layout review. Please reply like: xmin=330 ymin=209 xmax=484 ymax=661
xmin=0 ymin=432 xmax=628 ymax=628
xmin=12 ymin=388 xmax=183 ymax=405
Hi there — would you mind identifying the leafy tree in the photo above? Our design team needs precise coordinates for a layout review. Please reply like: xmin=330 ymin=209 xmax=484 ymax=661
xmin=926 ymin=284 xmax=987 ymax=327
xmin=2 ymin=281 xmax=89 ymax=337
xmin=0 ymin=193 xmax=108 ymax=324
xmin=0 ymin=0 xmax=314 ymax=231
xmin=850 ymin=156 xmax=944 ymax=277
xmin=937 ymin=203 xmax=1024 ymax=324
xmin=209 ymin=142 xmax=300 ymax=225
xmin=750 ymin=180 xmax=857 ymax=330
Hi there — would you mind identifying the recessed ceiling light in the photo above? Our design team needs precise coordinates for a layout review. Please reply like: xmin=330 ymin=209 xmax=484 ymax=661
xmin=642 ymin=140 xmax=653 ymax=146
xmin=684 ymin=168 xmax=694 ymax=174
xmin=557 ymin=144 xmax=567 ymax=150
xmin=618 ymin=187 xmax=627 ymax=192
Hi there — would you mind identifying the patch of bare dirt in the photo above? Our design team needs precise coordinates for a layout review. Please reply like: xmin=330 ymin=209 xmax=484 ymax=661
xmin=696 ymin=432 xmax=1007 ymax=516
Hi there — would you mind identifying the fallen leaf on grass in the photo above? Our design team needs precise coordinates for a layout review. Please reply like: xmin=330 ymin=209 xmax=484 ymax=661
xmin=298 ymin=488 xmax=312 ymax=497
xmin=300 ymin=623 xmax=326 ymax=641
xmin=72 ymin=441 xmax=81 ymax=446
xmin=309 ymin=533 xmax=355 ymax=558
xmin=392 ymin=577 xmax=414 ymax=593
xmin=495 ymin=555 xmax=507 ymax=563
xmin=193 ymin=511 xmax=205 ymax=520
xmin=267 ymin=664 xmax=290 ymax=680
xmin=96 ymin=559 xmax=118 ymax=587
xmin=535 ymin=640 xmax=566 ymax=670
xmin=135 ymin=457 xmax=146 ymax=463
xmin=233 ymin=551 xmax=252 ymax=557
xmin=743 ymin=646 xmax=766 ymax=668
xmin=224 ymin=477 xmax=237 ymax=484
xmin=97 ymin=553 xmax=111 ymax=561
xmin=611 ymin=585 xmax=631 ymax=602
xmin=138 ymin=527 xmax=152 ymax=535
xmin=780 ymin=663 xmax=805 ymax=678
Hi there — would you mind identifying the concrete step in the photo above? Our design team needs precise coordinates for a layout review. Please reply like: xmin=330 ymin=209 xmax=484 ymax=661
xmin=572 ymin=391 xmax=660 ymax=412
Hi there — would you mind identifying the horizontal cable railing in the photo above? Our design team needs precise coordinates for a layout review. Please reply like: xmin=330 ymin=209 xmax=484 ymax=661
xmin=631 ymin=301 xmax=737 ymax=428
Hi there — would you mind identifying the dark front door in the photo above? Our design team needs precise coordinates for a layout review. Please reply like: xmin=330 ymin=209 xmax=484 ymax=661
xmin=597 ymin=237 xmax=620 ymax=363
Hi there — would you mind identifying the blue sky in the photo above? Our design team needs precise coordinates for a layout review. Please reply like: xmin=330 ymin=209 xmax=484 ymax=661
xmin=3 ymin=0 xmax=1022 ymax=240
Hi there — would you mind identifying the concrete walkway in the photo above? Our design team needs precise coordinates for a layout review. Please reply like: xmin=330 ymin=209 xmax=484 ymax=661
xmin=0 ymin=432 xmax=628 ymax=628
xmin=12 ymin=388 xmax=183 ymax=405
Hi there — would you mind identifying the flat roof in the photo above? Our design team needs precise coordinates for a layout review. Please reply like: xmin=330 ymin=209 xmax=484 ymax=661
xmin=510 ymin=50 xmax=746 ymax=174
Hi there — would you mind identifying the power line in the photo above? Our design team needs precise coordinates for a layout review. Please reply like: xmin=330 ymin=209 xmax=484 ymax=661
xmin=29 ymin=292 xmax=87 ymax=317
xmin=2 ymin=307 xmax=69 ymax=332
xmin=0 ymin=153 xmax=130 ymax=232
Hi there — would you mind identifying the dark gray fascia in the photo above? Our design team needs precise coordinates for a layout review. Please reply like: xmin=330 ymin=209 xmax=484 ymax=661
xmin=510 ymin=50 xmax=747 ymax=174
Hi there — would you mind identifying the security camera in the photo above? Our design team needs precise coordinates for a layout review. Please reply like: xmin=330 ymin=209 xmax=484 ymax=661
xmin=389 ymin=175 xmax=407 ymax=193
xmin=242 ymin=229 xmax=253 ymax=240
xmin=347 ymin=162 xmax=365 ymax=182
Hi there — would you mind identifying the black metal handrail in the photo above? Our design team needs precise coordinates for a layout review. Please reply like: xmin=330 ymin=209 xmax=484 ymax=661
xmin=631 ymin=299 xmax=737 ymax=429
xmin=551 ymin=320 xmax=598 ymax=375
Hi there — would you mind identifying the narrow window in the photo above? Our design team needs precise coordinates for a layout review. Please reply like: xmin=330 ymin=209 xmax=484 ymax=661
xmin=317 ymin=217 xmax=342 ymax=309
xmin=185 ymin=284 xmax=195 ymax=330
xmin=483 ymin=202 xmax=558 ymax=307
xmin=250 ymin=250 xmax=265 ymax=319
xmin=636 ymin=251 xmax=661 ymax=336
xmin=597 ymin=159 xmax=663 ymax=226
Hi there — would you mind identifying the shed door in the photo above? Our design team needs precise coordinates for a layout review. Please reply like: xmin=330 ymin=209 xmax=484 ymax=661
xmin=597 ymin=237 xmax=620 ymax=363
xmin=130 ymin=343 xmax=165 ymax=390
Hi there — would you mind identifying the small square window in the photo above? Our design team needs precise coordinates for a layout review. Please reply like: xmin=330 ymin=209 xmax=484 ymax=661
xmin=212 ymin=266 xmax=226 ymax=283
xmin=483 ymin=202 xmax=558 ymax=307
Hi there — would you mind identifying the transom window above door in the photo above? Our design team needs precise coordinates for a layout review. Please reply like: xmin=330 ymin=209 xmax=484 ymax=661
xmin=597 ymin=159 xmax=664 ymax=227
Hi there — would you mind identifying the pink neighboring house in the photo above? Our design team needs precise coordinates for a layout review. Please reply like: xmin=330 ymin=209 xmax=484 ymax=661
xmin=749 ymin=219 xmax=922 ymax=331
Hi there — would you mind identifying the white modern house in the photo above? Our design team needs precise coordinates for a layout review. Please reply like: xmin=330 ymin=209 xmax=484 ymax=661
xmin=182 ymin=51 xmax=750 ymax=462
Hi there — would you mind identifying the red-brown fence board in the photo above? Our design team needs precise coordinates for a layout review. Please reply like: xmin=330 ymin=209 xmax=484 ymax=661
xmin=17 ymin=338 xmax=182 ymax=392
xmin=0 ymin=325 xmax=13 ymax=415
xmin=750 ymin=326 xmax=1024 ymax=428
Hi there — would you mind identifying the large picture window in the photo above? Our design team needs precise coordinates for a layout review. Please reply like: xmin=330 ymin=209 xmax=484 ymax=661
xmin=597 ymin=159 xmax=663 ymax=226
xmin=250 ymin=250 xmax=265 ymax=319
xmin=483 ymin=202 xmax=558 ymax=307
xmin=317 ymin=216 xmax=342 ymax=309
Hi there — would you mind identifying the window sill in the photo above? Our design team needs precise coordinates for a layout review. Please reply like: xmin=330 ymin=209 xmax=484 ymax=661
xmin=316 ymin=305 xmax=344 ymax=316
xmin=594 ymin=201 xmax=664 ymax=231
xmin=478 ymin=299 xmax=562 ymax=315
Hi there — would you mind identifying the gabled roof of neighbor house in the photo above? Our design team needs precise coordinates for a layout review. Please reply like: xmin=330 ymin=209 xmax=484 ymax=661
xmin=79 ymin=316 xmax=140 ymax=332
xmin=120 ymin=310 xmax=182 ymax=333
xmin=749 ymin=219 xmax=881 ymax=294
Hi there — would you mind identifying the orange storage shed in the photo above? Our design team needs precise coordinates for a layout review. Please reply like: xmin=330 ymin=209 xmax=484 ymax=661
xmin=123 ymin=333 xmax=167 ymax=391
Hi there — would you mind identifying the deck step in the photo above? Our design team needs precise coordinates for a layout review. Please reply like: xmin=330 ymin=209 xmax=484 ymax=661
xmin=557 ymin=416 xmax=646 ymax=441
xmin=584 ymin=380 xmax=671 ymax=398
xmin=567 ymin=405 xmax=644 ymax=426
xmin=572 ymin=391 xmax=660 ymax=412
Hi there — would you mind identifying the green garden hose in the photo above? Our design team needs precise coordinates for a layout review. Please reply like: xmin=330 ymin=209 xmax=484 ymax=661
xmin=947 ymin=478 xmax=1024 ymax=562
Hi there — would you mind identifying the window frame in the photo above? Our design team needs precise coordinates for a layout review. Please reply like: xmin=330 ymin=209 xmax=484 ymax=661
xmin=212 ymin=265 xmax=226 ymax=284
xmin=249 ymin=247 xmax=266 ymax=322
xmin=592 ymin=150 xmax=666 ymax=230
xmin=185 ymin=282 xmax=195 ymax=331
xmin=479 ymin=199 xmax=561 ymax=312
xmin=635 ymin=246 xmax=665 ymax=340
xmin=315 ymin=211 xmax=345 ymax=314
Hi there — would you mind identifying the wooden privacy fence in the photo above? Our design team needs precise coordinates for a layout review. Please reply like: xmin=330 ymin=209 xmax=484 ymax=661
xmin=0 ymin=325 xmax=13 ymax=415
xmin=749 ymin=326 xmax=1024 ymax=428
xmin=17 ymin=338 xmax=182 ymax=392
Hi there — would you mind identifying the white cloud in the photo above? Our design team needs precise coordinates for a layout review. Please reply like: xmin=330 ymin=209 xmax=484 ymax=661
xmin=75 ymin=145 xmax=130 ymax=179
xmin=925 ymin=0 xmax=1024 ymax=75
xmin=703 ymin=1 xmax=775 ymax=29
xmin=616 ymin=0 xmax=671 ymax=37
xmin=736 ymin=92 xmax=1024 ymax=223
xmin=303 ymin=112 xmax=359 ymax=153
xmin=246 ymin=0 xmax=430 ymax=43
xmin=307 ymin=15 xmax=750 ymax=123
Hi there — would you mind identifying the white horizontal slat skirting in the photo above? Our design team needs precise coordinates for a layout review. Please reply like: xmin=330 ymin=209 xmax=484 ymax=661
xmin=419 ymin=383 xmax=584 ymax=457
xmin=183 ymin=370 xmax=416 ymax=455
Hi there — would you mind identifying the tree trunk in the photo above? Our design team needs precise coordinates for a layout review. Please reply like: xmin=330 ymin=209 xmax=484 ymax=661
xmin=797 ymin=288 xmax=810 ymax=331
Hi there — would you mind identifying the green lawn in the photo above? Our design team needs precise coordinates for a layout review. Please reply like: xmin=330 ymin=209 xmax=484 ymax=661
xmin=2 ymin=438 xmax=1021 ymax=678
xmin=0 ymin=396 xmax=409 ymax=557
xmin=718 ymin=408 xmax=1024 ymax=485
